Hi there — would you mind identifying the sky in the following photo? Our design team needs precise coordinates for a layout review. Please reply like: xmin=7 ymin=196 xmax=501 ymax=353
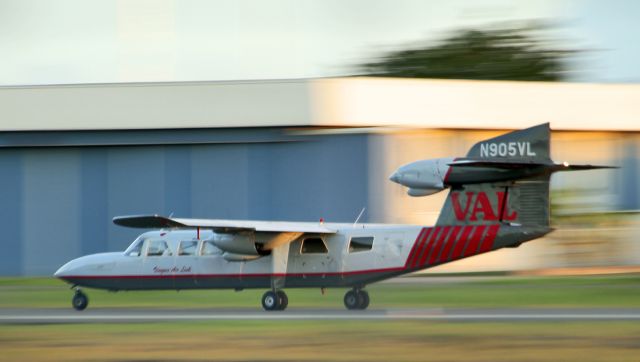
xmin=0 ymin=0 xmax=638 ymax=85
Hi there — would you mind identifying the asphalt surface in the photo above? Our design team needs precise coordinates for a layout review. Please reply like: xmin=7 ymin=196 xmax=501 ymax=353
xmin=2 ymin=307 xmax=640 ymax=324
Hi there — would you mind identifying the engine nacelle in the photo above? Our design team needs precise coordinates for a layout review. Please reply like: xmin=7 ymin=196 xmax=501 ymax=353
xmin=389 ymin=158 xmax=453 ymax=197
xmin=212 ymin=232 xmax=260 ymax=255
xmin=222 ymin=252 xmax=262 ymax=262
xmin=407 ymin=187 xmax=443 ymax=197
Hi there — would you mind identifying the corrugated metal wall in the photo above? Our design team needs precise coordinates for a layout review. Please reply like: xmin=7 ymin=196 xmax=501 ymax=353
xmin=0 ymin=132 xmax=369 ymax=275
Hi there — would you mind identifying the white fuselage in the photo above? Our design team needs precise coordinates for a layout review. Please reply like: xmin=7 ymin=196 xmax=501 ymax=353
xmin=55 ymin=224 xmax=424 ymax=291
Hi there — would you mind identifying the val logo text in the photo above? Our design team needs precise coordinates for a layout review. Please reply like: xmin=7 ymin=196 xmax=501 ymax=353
xmin=451 ymin=191 xmax=517 ymax=221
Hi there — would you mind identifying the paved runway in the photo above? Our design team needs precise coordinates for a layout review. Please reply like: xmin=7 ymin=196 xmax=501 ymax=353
xmin=2 ymin=308 xmax=640 ymax=324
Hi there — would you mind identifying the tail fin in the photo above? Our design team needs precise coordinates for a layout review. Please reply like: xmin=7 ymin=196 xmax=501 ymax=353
xmin=436 ymin=176 xmax=550 ymax=227
xmin=438 ymin=124 xmax=552 ymax=227
xmin=466 ymin=122 xmax=551 ymax=162
xmin=437 ymin=123 xmax=612 ymax=228
xmin=394 ymin=123 xmax=615 ymax=271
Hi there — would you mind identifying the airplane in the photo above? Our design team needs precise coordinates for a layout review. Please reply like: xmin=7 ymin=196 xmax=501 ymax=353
xmin=54 ymin=123 xmax=612 ymax=311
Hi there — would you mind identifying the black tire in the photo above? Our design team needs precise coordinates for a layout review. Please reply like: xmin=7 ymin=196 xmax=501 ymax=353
xmin=344 ymin=290 xmax=360 ymax=310
xmin=276 ymin=290 xmax=288 ymax=310
xmin=357 ymin=290 xmax=370 ymax=310
xmin=72 ymin=292 xmax=88 ymax=311
xmin=261 ymin=291 xmax=280 ymax=311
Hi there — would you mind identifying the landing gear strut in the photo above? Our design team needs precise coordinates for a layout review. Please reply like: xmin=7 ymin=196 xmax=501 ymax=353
xmin=261 ymin=290 xmax=288 ymax=311
xmin=344 ymin=289 xmax=369 ymax=310
xmin=72 ymin=289 xmax=89 ymax=311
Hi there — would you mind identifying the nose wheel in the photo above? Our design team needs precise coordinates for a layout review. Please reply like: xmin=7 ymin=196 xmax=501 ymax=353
xmin=261 ymin=290 xmax=288 ymax=311
xmin=72 ymin=290 xmax=89 ymax=311
xmin=344 ymin=289 xmax=369 ymax=310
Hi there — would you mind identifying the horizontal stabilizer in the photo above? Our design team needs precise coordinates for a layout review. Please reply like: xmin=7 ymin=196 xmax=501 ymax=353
xmin=449 ymin=160 xmax=617 ymax=171
xmin=113 ymin=215 xmax=336 ymax=234
xmin=550 ymin=163 xmax=619 ymax=172
xmin=448 ymin=160 xmax=550 ymax=169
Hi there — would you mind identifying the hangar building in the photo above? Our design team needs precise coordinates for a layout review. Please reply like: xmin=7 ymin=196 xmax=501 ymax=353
xmin=1 ymin=77 xmax=639 ymax=275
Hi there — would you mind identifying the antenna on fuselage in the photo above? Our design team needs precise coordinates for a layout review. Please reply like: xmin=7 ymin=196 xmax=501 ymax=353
xmin=353 ymin=207 xmax=366 ymax=227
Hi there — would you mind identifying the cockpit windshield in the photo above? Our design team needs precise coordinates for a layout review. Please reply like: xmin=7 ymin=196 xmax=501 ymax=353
xmin=124 ymin=236 xmax=145 ymax=256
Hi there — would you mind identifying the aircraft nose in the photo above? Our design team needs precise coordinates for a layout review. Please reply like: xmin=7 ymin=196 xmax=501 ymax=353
xmin=54 ymin=265 xmax=67 ymax=278
xmin=389 ymin=171 xmax=401 ymax=183
xmin=54 ymin=259 xmax=77 ymax=278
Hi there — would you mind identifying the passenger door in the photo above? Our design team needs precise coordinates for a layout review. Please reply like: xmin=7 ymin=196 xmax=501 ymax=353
xmin=142 ymin=239 xmax=175 ymax=289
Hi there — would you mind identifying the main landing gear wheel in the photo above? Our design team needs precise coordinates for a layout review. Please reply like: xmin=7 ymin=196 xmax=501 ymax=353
xmin=262 ymin=290 xmax=288 ymax=311
xmin=72 ymin=290 xmax=88 ymax=311
xmin=276 ymin=290 xmax=288 ymax=310
xmin=344 ymin=289 xmax=369 ymax=310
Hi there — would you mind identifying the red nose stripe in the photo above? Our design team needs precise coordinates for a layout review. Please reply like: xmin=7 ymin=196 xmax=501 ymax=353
xmin=463 ymin=225 xmax=487 ymax=257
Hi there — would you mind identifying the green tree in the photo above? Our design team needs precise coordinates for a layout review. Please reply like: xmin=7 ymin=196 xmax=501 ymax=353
xmin=360 ymin=26 xmax=574 ymax=81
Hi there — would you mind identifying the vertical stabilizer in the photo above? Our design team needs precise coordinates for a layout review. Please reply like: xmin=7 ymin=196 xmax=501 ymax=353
xmin=466 ymin=123 xmax=551 ymax=162
xmin=392 ymin=123 xmax=614 ymax=272
xmin=435 ymin=177 xmax=550 ymax=227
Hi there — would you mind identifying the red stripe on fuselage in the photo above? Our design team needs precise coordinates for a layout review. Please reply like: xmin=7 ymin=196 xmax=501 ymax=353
xmin=61 ymin=266 xmax=407 ymax=280
xmin=427 ymin=226 xmax=451 ymax=266
xmin=478 ymin=224 xmax=500 ymax=253
xmin=416 ymin=226 xmax=440 ymax=267
xmin=405 ymin=228 xmax=428 ymax=268
xmin=463 ymin=225 xmax=487 ymax=257
xmin=451 ymin=225 xmax=474 ymax=260
xmin=438 ymin=225 xmax=461 ymax=263
xmin=412 ymin=228 xmax=434 ymax=268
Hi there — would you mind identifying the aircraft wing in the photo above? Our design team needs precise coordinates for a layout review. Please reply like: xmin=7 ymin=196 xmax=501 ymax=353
xmin=113 ymin=215 xmax=336 ymax=234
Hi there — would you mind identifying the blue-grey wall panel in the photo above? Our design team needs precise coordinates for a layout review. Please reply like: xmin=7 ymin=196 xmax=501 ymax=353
xmin=2 ymin=130 xmax=371 ymax=275
xmin=23 ymin=150 xmax=81 ymax=275
xmin=247 ymin=143 xmax=273 ymax=220
xmin=269 ymin=135 xmax=369 ymax=222
xmin=80 ymin=149 xmax=108 ymax=255
xmin=190 ymin=145 xmax=248 ymax=219
xmin=107 ymin=147 xmax=165 ymax=252
xmin=163 ymin=146 xmax=192 ymax=217
xmin=0 ymin=151 xmax=23 ymax=275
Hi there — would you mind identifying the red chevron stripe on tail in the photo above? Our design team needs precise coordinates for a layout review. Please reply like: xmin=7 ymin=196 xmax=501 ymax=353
xmin=478 ymin=224 xmax=500 ymax=254
xmin=404 ymin=228 xmax=427 ymax=268
xmin=412 ymin=228 xmax=433 ymax=268
xmin=463 ymin=225 xmax=487 ymax=257
xmin=438 ymin=225 xmax=462 ymax=263
xmin=417 ymin=227 xmax=441 ymax=267
xmin=451 ymin=225 xmax=474 ymax=260
xmin=427 ymin=226 xmax=451 ymax=266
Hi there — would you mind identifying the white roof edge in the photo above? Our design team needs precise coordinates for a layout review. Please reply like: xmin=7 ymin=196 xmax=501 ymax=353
xmin=2 ymin=76 xmax=639 ymax=132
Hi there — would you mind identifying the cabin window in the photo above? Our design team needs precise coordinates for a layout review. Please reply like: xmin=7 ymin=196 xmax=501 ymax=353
xmin=125 ymin=238 xmax=144 ymax=257
xmin=300 ymin=238 xmax=328 ymax=254
xmin=178 ymin=240 xmax=198 ymax=256
xmin=200 ymin=240 xmax=222 ymax=256
xmin=146 ymin=240 xmax=171 ymax=257
xmin=349 ymin=236 xmax=374 ymax=253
